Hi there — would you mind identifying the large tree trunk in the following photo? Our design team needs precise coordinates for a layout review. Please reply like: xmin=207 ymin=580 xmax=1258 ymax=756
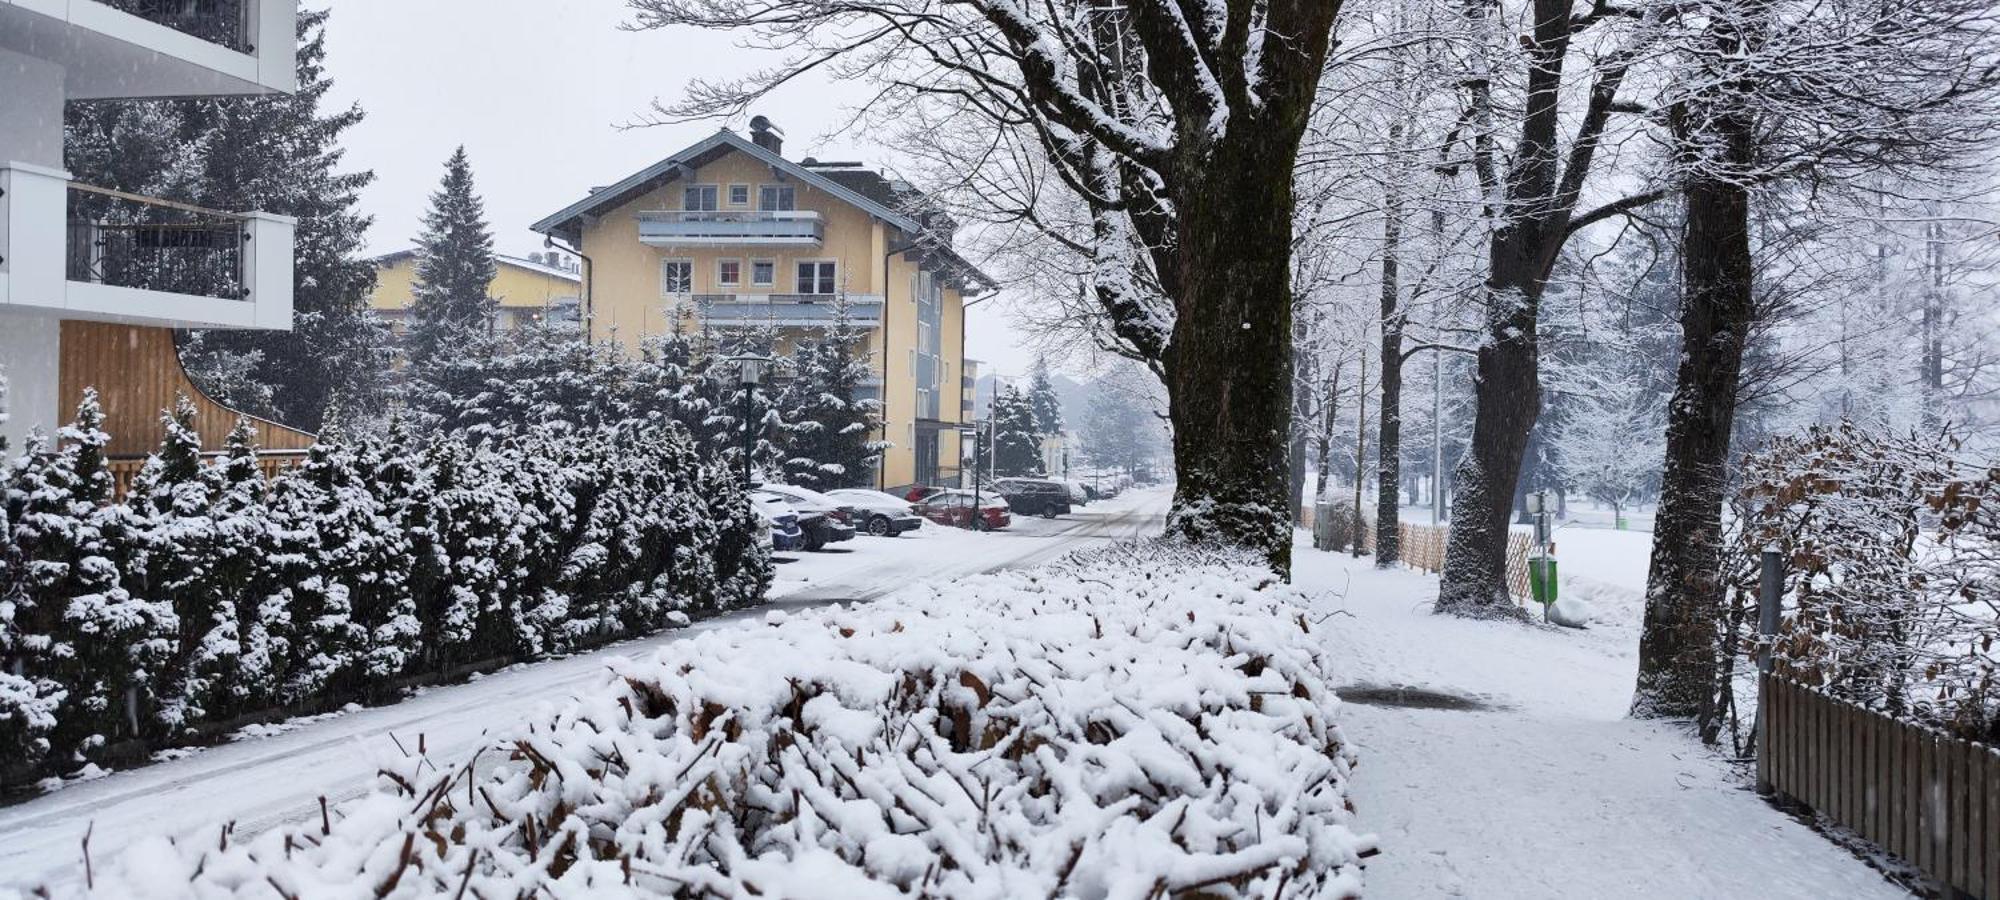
xmin=1162 ymin=135 xmax=1302 ymax=574
xmin=1633 ymin=46 xmax=1759 ymax=731
xmin=1437 ymin=261 xmax=1542 ymax=616
xmin=1376 ymin=167 xmax=1406 ymax=567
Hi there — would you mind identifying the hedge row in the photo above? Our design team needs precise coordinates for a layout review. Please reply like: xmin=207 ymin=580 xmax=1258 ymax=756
xmin=0 ymin=391 xmax=769 ymax=782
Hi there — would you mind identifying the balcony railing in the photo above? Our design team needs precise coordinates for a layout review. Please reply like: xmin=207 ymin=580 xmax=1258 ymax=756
xmin=678 ymin=292 xmax=884 ymax=327
xmin=637 ymin=210 xmax=824 ymax=246
xmin=96 ymin=0 xmax=252 ymax=52
xmin=67 ymin=183 xmax=251 ymax=301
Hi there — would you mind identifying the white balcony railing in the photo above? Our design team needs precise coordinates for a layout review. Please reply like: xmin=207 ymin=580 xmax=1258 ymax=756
xmin=0 ymin=161 xmax=293 ymax=330
xmin=2 ymin=0 xmax=298 ymax=97
xmin=674 ymin=292 xmax=884 ymax=328
xmin=637 ymin=209 xmax=824 ymax=247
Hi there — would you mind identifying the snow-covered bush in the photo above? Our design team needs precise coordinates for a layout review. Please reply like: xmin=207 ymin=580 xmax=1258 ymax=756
xmin=1724 ymin=422 xmax=2000 ymax=742
xmin=0 ymin=394 xmax=769 ymax=781
xmin=69 ymin=542 xmax=1371 ymax=898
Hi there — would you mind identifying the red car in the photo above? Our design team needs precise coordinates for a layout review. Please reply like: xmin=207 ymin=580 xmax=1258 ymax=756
xmin=914 ymin=490 xmax=1011 ymax=530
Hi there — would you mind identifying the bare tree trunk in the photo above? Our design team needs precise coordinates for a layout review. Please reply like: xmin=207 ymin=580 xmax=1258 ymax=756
xmin=1634 ymin=4 xmax=1762 ymax=732
xmin=1376 ymin=145 xmax=1407 ymax=566
xmin=1315 ymin=364 xmax=1342 ymax=503
xmin=1353 ymin=347 xmax=1369 ymax=558
xmin=1290 ymin=317 xmax=1316 ymax=524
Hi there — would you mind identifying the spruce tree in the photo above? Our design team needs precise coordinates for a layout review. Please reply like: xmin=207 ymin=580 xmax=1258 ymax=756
xmin=990 ymin=385 xmax=1045 ymax=477
xmin=780 ymin=295 xmax=884 ymax=489
xmin=407 ymin=147 xmax=499 ymax=370
xmin=1027 ymin=358 xmax=1065 ymax=438
xmin=66 ymin=9 xmax=389 ymax=429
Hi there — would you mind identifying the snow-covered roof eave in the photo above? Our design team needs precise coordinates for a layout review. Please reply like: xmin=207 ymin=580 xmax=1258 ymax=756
xmin=530 ymin=129 xmax=926 ymax=241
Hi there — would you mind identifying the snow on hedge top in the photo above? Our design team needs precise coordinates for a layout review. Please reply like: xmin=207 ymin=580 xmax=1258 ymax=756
xmin=53 ymin=542 xmax=1371 ymax=899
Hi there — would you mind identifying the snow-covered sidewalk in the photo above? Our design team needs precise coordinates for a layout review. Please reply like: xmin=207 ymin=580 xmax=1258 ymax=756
xmin=1295 ymin=536 xmax=1908 ymax=899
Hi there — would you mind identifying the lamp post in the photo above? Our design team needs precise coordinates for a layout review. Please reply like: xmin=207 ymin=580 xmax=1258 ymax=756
xmin=730 ymin=352 xmax=771 ymax=486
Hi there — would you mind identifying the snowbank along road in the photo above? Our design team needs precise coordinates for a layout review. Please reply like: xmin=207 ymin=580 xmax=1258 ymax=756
xmin=0 ymin=488 xmax=1172 ymax=890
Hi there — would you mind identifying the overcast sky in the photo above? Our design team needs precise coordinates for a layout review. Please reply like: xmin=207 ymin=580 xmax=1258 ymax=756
xmin=319 ymin=0 xmax=1040 ymax=377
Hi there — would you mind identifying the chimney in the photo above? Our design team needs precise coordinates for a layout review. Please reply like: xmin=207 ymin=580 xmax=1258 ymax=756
xmin=749 ymin=115 xmax=784 ymax=156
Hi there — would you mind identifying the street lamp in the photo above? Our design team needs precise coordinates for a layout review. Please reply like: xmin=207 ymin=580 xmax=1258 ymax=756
xmin=729 ymin=351 xmax=771 ymax=486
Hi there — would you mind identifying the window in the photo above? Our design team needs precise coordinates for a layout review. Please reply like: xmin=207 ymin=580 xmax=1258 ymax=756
xmin=727 ymin=184 xmax=751 ymax=206
xmin=751 ymin=259 xmax=776 ymax=287
xmin=683 ymin=185 xmax=718 ymax=211
xmin=661 ymin=258 xmax=694 ymax=295
xmin=759 ymin=184 xmax=796 ymax=211
xmin=717 ymin=258 xmax=742 ymax=288
xmin=796 ymin=260 xmax=836 ymax=295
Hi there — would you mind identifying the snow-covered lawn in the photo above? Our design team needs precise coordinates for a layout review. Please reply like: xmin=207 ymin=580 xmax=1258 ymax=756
xmin=37 ymin=539 xmax=1369 ymax=898
xmin=0 ymin=489 xmax=1173 ymax=892
xmin=1294 ymin=535 xmax=1909 ymax=899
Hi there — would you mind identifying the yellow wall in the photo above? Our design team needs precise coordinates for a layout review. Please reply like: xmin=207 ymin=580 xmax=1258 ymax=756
xmin=369 ymin=255 xmax=581 ymax=332
xmin=573 ymin=142 xmax=971 ymax=490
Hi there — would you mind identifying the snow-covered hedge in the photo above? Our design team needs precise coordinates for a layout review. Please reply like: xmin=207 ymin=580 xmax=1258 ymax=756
xmin=0 ymin=392 xmax=769 ymax=782
xmin=69 ymin=542 xmax=1370 ymax=898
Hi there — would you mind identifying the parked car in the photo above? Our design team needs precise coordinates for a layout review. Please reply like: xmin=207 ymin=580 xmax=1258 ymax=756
xmin=754 ymin=487 xmax=855 ymax=551
xmin=905 ymin=485 xmax=950 ymax=504
xmin=914 ymin=490 xmax=1011 ymax=531
xmin=992 ymin=478 xmax=1073 ymax=518
xmin=750 ymin=493 xmax=806 ymax=552
xmin=825 ymin=488 xmax=925 ymax=536
xmin=1062 ymin=481 xmax=1090 ymax=507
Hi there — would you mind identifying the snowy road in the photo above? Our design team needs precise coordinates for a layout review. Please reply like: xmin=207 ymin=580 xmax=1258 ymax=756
xmin=0 ymin=488 xmax=1171 ymax=890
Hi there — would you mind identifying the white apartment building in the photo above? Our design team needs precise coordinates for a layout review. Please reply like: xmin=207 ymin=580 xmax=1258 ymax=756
xmin=0 ymin=0 xmax=305 ymax=457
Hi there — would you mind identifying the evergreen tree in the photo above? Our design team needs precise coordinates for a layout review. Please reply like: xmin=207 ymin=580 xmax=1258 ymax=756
xmin=406 ymin=147 xmax=498 ymax=369
xmin=779 ymin=295 xmax=885 ymax=489
xmin=48 ymin=392 xmax=175 ymax=757
xmin=66 ymin=9 xmax=389 ymax=429
xmin=1027 ymin=358 xmax=1065 ymax=437
xmin=990 ymin=385 xmax=1045 ymax=477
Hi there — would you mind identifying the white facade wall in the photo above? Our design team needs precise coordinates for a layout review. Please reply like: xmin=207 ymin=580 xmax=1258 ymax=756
xmin=0 ymin=310 xmax=61 ymax=451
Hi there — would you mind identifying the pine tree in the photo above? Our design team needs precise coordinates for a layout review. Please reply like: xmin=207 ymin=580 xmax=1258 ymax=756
xmin=66 ymin=9 xmax=389 ymax=429
xmin=407 ymin=147 xmax=499 ymax=370
xmin=1027 ymin=358 xmax=1065 ymax=437
xmin=780 ymin=295 xmax=885 ymax=489
xmin=990 ymin=385 xmax=1045 ymax=477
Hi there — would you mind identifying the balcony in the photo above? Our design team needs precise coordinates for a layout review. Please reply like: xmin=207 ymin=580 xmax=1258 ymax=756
xmin=0 ymin=0 xmax=298 ymax=99
xmin=98 ymin=0 xmax=250 ymax=51
xmin=677 ymin=292 xmax=883 ymax=328
xmin=637 ymin=210 xmax=824 ymax=248
xmin=0 ymin=162 xmax=293 ymax=330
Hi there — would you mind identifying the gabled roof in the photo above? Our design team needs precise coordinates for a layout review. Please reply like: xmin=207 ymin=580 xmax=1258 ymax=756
xmin=371 ymin=250 xmax=582 ymax=284
xmin=531 ymin=129 xmax=924 ymax=243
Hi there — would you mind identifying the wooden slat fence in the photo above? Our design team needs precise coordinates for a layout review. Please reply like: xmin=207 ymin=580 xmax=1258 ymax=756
xmin=1313 ymin=509 xmax=1536 ymax=601
xmin=106 ymin=449 xmax=310 ymax=499
xmin=1760 ymin=672 xmax=1999 ymax=899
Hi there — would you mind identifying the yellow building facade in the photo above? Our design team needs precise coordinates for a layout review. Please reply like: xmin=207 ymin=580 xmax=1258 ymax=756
xmin=532 ymin=120 xmax=993 ymax=490
xmin=368 ymin=251 xmax=583 ymax=335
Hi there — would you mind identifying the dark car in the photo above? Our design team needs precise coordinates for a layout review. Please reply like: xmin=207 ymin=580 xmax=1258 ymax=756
xmin=755 ymin=488 xmax=856 ymax=551
xmin=992 ymin=478 xmax=1073 ymax=518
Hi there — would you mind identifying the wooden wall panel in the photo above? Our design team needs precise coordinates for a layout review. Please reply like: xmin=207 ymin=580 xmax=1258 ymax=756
xmin=58 ymin=321 xmax=316 ymax=457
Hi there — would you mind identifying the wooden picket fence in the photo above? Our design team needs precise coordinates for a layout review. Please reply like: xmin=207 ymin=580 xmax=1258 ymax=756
xmin=1312 ymin=505 xmax=1534 ymax=601
xmin=1760 ymin=672 xmax=1999 ymax=898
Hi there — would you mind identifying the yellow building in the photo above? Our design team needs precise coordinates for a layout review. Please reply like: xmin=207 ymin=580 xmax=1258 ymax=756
xmin=368 ymin=250 xmax=583 ymax=335
xmin=531 ymin=118 xmax=995 ymax=491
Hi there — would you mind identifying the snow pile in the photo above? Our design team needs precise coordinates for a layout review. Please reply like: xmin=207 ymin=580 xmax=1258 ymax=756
xmin=63 ymin=542 xmax=1369 ymax=899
